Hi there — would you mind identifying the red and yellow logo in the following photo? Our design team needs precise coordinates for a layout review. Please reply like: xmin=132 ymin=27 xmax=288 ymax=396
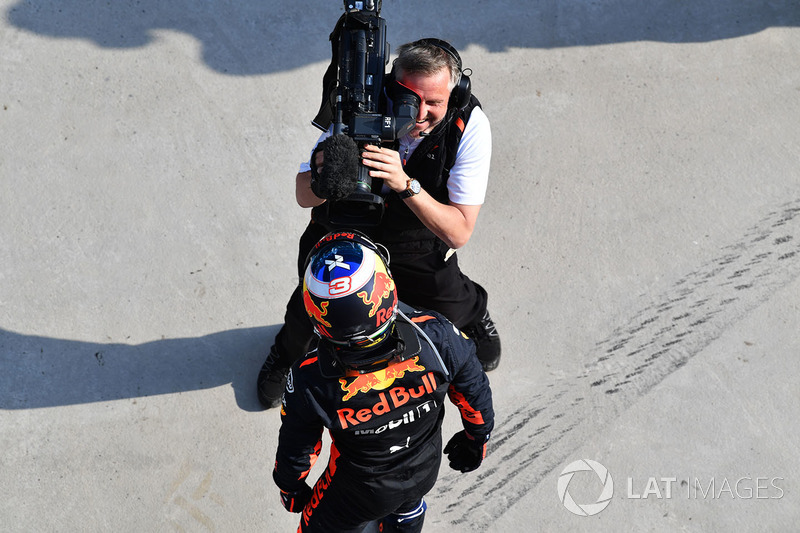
xmin=303 ymin=281 xmax=331 ymax=328
xmin=357 ymin=271 xmax=395 ymax=317
xmin=339 ymin=357 xmax=425 ymax=401
xmin=337 ymin=371 xmax=439 ymax=429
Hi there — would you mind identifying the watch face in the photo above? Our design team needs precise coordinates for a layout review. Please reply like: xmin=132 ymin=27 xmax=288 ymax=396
xmin=410 ymin=179 xmax=421 ymax=194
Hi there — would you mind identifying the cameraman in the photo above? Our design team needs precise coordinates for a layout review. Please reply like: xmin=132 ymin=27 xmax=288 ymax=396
xmin=258 ymin=39 xmax=500 ymax=409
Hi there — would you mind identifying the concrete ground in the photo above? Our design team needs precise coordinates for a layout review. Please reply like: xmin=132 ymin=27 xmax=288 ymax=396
xmin=2 ymin=1 xmax=799 ymax=531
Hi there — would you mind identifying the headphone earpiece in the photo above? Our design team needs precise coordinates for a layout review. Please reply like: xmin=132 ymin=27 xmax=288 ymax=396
xmin=450 ymin=68 xmax=471 ymax=111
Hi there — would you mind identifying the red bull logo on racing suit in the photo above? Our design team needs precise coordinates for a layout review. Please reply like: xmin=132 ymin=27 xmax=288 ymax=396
xmin=337 ymin=366 xmax=439 ymax=430
xmin=339 ymin=357 xmax=425 ymax=401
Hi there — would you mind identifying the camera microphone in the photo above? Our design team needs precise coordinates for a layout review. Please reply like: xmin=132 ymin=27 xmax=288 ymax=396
xmin=315 ymin=134 xmax=360 ymax=201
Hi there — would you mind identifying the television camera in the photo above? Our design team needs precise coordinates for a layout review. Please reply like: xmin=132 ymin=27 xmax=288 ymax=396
xmin=311 ymin=0 xmax=420 ymax=228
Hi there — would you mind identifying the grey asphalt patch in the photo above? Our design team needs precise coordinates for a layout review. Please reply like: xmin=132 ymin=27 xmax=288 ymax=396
xmin=430 ymin=200 xmax=800 ymax=530
xmin=2 ymin=1 xmax=800 ymax=531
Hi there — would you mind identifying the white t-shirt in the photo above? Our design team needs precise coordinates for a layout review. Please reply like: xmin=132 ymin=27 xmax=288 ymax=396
xmin=299 ymin=106 xmax=491 ymax=206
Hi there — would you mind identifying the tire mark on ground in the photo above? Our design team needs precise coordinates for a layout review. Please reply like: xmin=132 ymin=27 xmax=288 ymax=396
xmin=430 ymin=200 xmax=800 ymax=530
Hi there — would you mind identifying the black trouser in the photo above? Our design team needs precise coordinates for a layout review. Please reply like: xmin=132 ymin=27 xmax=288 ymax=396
xmin=272 ymin=222 xmax=489 ymax=366
xmin=298 ymin=440 xmax=440 ymax=533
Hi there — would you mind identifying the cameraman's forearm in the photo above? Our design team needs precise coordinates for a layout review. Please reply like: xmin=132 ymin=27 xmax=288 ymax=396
xmin=295 ymin=171 xmax=326 ymax=208
xmin=404 ymin=193 xmax=480 ymax=250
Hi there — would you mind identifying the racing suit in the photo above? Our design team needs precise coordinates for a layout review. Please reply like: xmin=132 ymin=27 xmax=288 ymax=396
xmin=273 ymin=310 xmax=494 ymax=532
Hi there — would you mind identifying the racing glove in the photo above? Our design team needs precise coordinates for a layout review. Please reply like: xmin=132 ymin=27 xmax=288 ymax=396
xmin=279 ymin=484 xmax=313 ymax=513
xmin=444 ymin=430 xmax=489 ymax=473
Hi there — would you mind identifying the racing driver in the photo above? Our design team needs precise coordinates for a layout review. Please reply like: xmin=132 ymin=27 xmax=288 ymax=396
xmin=272 ymin=231 xmax=494 ymax=532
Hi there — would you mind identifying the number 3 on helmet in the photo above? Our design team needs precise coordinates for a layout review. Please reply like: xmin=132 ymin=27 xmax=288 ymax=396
xmin=302 ymin=231 xmax=398 ymax=348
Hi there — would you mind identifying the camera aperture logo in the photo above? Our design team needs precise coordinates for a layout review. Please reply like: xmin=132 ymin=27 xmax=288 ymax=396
xmin=557 ymin=459 xmax=614 ymax=516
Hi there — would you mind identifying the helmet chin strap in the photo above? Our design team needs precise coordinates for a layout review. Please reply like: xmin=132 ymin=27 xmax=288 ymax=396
xmin=327 ymin=310 xmax=450 ymax=379
xmin=329 ymin=314 xmax=420 ymax=373
xmin=329 ymin=332 xmax=403 ymax=374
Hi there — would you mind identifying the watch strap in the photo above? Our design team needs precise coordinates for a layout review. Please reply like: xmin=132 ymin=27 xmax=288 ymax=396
xmin=399 ymin=179 xmax=420 ymax=199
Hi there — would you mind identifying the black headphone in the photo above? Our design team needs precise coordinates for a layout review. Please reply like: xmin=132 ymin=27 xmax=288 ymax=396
xmin=394 ymin=38 xmax=472 ymax=111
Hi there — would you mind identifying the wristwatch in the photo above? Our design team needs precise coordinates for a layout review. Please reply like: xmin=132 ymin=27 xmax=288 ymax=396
xmin=399 ymin=178 xmax=421 ymax=199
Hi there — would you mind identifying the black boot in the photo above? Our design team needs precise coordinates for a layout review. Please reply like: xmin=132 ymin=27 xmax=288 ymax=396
xmin=463 ymin=310 xmax=501 ymax=372
xmin=256 ymin=346 xmax=290 ymax=409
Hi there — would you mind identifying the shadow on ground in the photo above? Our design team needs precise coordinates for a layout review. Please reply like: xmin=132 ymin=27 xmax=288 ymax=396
xmin=0 ymin=325 xmax=278 ymax=412
xmin=6 ymin=0 xmax=799 ymax=75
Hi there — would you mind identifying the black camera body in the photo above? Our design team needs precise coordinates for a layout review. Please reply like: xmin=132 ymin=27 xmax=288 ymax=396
xmin=314 ymin=0 xmax=420 ymax=228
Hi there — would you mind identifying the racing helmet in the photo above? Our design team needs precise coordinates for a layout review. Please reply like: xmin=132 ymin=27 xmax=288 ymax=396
xmin=302 ymin=231 xmax=398 ymax=349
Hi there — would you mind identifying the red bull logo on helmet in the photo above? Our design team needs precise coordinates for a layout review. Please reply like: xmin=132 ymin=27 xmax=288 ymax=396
xmin=339 ymin=357 xmax=426 ymax=401
xmin=314 ymin=231 xmax=357 ymax=250
xmin=302 ymin=281 xmax=332 ymax=328
xmin=357 ymin=271 xmax=395 ymax=317
xmin=356 ymin=257 xmax=397 ymax=330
